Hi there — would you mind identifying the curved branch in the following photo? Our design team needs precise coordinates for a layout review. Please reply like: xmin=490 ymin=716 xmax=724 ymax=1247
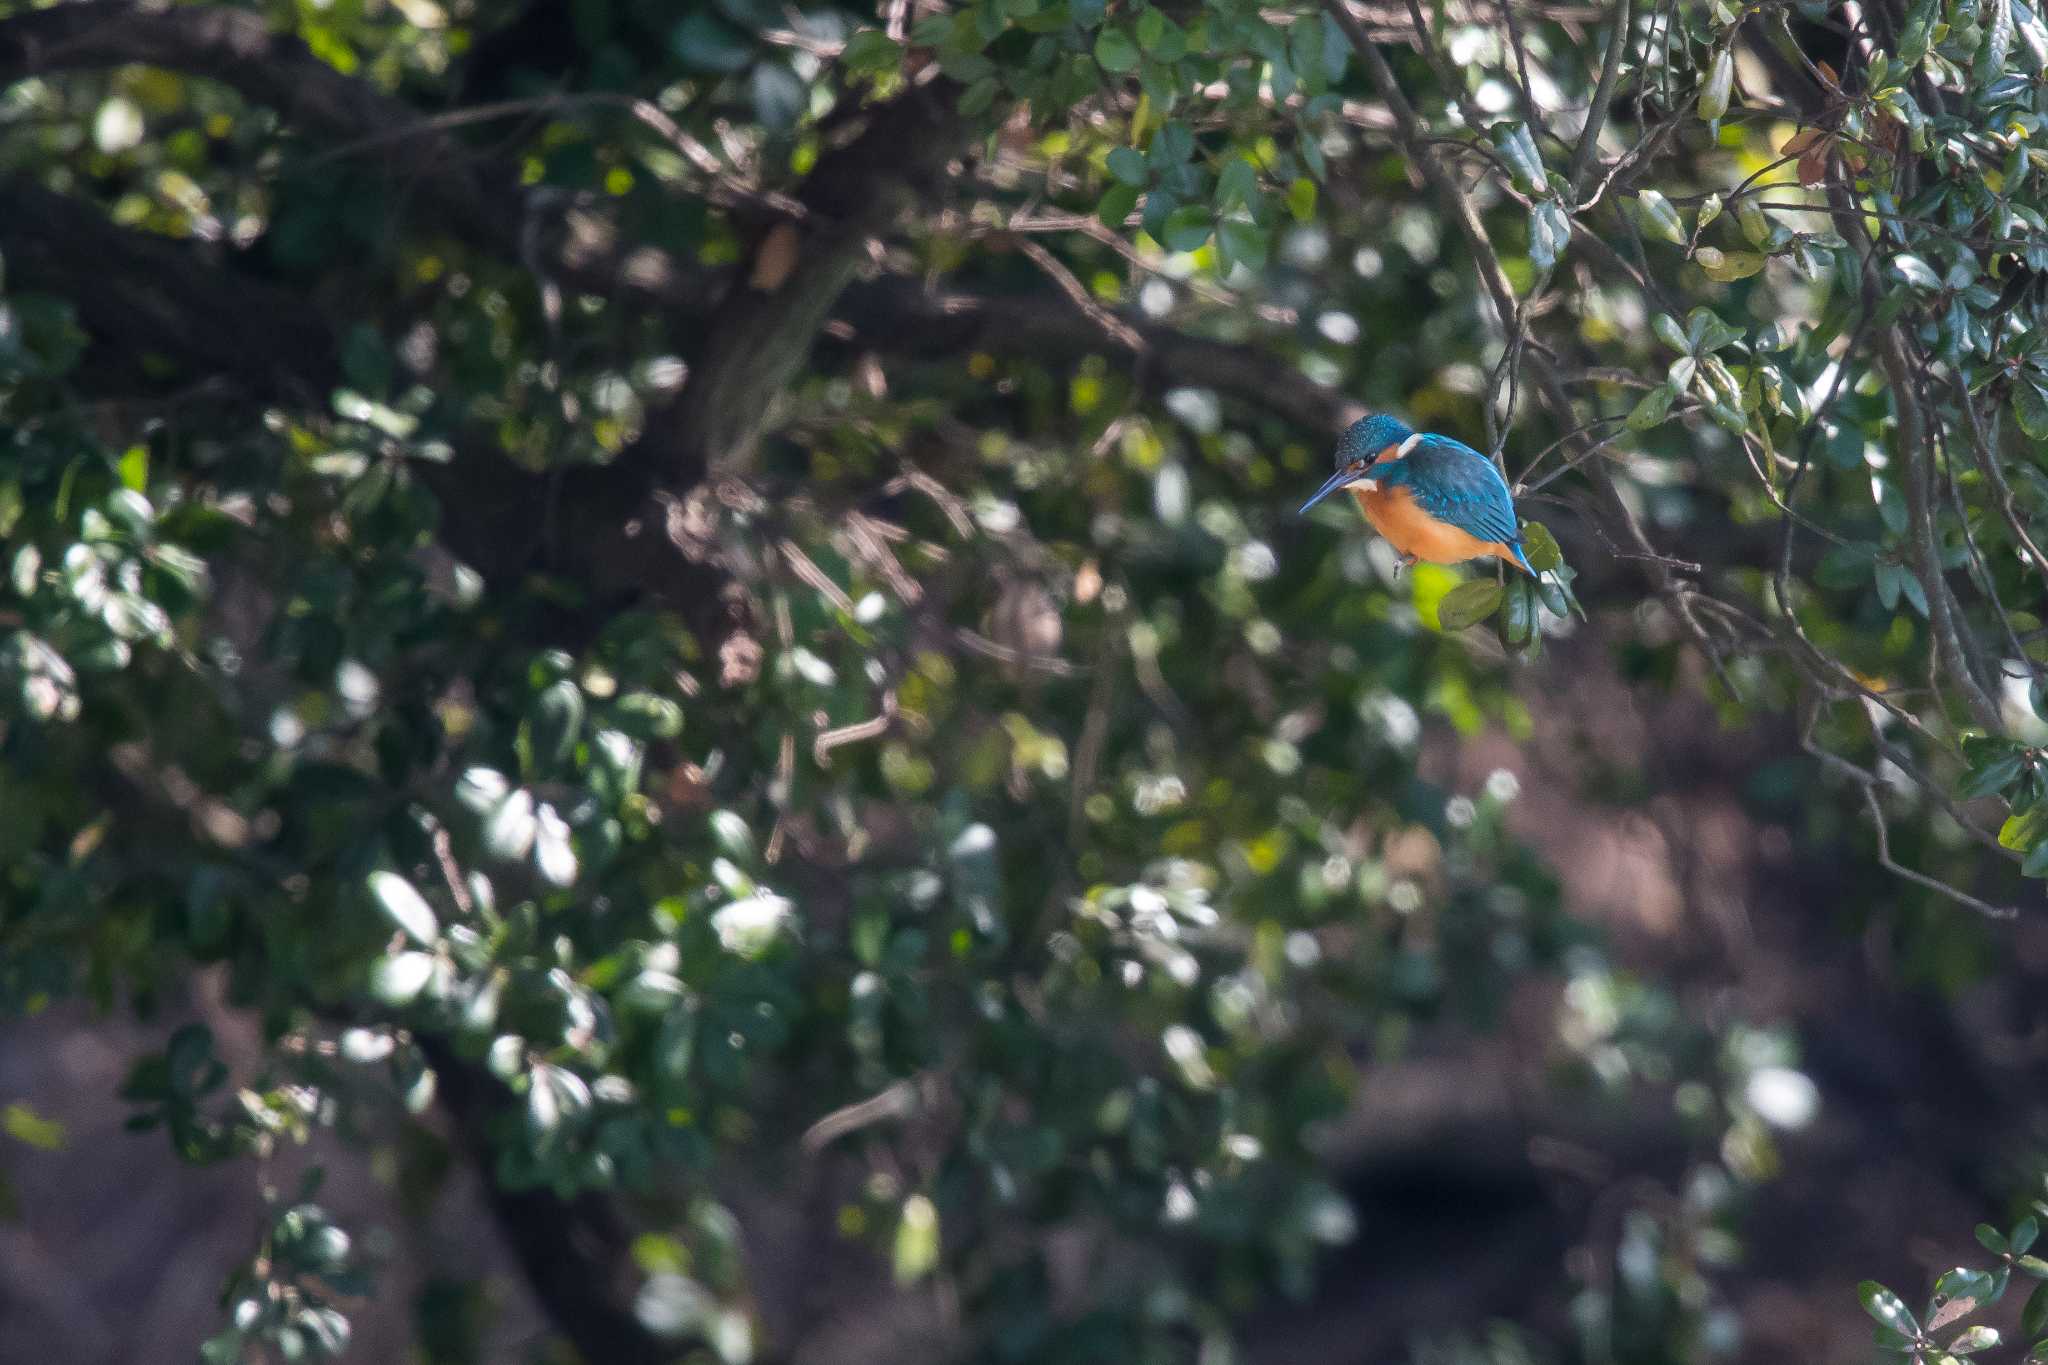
xmin=640 ymin=79 xmax=966 ymax=481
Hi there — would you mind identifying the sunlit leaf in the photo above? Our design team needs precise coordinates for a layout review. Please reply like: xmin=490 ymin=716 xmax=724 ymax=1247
xmin=367 ymin=871 xmax=439 ymax=947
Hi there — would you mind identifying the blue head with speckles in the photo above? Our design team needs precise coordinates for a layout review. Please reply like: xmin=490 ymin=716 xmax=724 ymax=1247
xmin=1334 ymin=413 xmax=1414 ymax=468
xmin=1300 ymin=413 xmax=1416 ymax=514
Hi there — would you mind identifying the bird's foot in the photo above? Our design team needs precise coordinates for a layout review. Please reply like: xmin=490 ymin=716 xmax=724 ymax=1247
xmin=1394 ymin=552 xmax=1418 ymax=576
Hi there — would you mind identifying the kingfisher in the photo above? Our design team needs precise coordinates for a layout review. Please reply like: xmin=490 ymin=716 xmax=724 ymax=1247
xmin=1298 ymin=413 xmax=1536 ymax=577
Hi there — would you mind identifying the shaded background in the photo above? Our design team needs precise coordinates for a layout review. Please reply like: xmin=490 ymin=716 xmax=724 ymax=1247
xmin=6 ymin=622 xmax=2042 ymax=1363
xmin=2 ymin=0 xmax=2047 ymax=1362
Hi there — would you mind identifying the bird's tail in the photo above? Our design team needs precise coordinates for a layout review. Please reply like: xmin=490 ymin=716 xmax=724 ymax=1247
xmin=1506 ymin=540 xmax=1538 ymax=577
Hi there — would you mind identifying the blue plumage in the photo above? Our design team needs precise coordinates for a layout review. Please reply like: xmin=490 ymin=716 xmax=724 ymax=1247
xmin=1373 ymin=434 xmax=1533 ymax=573
xmin=1307 ymin=414 xmax=1534 ymax=575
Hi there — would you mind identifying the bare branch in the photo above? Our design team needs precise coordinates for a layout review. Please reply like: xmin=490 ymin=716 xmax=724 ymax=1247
xmin=1016 ymin=240 xmax=1147 ymax=354
xmin=1568 ymin=0 xmax=1637 ymax=193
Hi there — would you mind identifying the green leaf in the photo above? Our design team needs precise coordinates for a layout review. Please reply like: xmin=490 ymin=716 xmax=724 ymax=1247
xmin=1218 ymin=217 xmax=1268 ymax=269
xmin=1706 ymin=402 xmax=1747 ymax=433
xmin=368 ymin=871 xmax=439 ymax=946
xmin=1980 ymin=0 xmax=2017 ymax=83
xmin=1268 ymin=52 xmax=1297 ymax=101
xmin=1096 ymin=182 xmax=1140 ymax=228
xmin=526 ymin=1065 xmax=562 ymax=1138
xmin=1286 ymin=176 xmax=1317 ymax=221
xmin=485 ymin=788 xmax=539 ymax=860
xmin=840 ymin=29 xmax=900 ymax=73
xmin=1687 ymin=307 xmax=1744 ymax=352
xmin=1107 ymin=146 xmax=1148 ymax=186
xmin=1161 ymin=204 xmax=1212 ymax=253
xmin=958 ymin=75 xmax=999 ymax=116
xmin=2014 ymin=381 xmax=2048 ymax=440
xmin=1216 ymin=157 xmax=1256 ymax=210
xmin=1998 ymin=806 xmax=2048 ymax=856
xmin=1935 ymin=1266 xmax=1999 ymax=1311
xmin=2 ymin=1102 xmax=66 ymax=1151
xmin=534 ymin=805 xmax=578 ymax=887
xmin=893 ymin=1194 xmax=941 ymax=1283
xmin=1094 ymin=27 xmax=1140 ymax=72
xmin=1635 ymin=189 xmax=1688 ymax=245
xmin=2015 ymin=1217 xmax=2039 ymax=1256
xmin=2018 ymin=1255 xmax=2048 ymax=1278
xmin=1521 ymin=522 xmax=1564 ymax=573
xmin=613 ymin=693 xmax=684 ymax=739
xmin=671 ymin=12 xmax=756 ymax=72
xmin=1699 ymin=49 xmax=1734 ymax=119
xmin=1529 ymin=199 xmax=1570 ymax=273
xmin=1873 ymin=1324 xmax=1921 ymax=1352
xmin=1699 ymin=248 xmax=1766 ymax=281
xmin=1152 ymin=120 xmax=1194 ymax=165
xmin=1500 ymin=574 xmax=1540 ymax=647
xmin=1948 ymin=1326 xmax=2000 ymax=1354
xmin=1874 ymin=477 xmax=1908 ymax=535
xmin=1899 ymin=567 xmax=1929 ymax=618
xmin=1490 ymin=122 xmax=1545 ymax=192
xmin=1736 ymin=197 xmax=1774 ymax=246
xmin=747 ymin=62 xmax=806 ymax=129
xmin=1435 ymin=579 xmax=1504 ymax=631
xmin=1135 ymin=7 xmax=1165 ymax=49
xmin=1652 ymin=312 xmax=1690 ymax=353
xmin=1860 ymin=1281 xmax=1921 ymax=1337
xmin=1893 ymin=254 xmax=1942 ymax=289
xmin=2023 ymin=1280 xmax=2048 ymax=1338
xmin=529 ymin=679 xmax=585 ymax=771
xmin=369 ymin=951 xmax=436 ymax=1007
xmin=1626 ymin=384 xmax=1677 ymax=432
xmin=1961 ymin=753 xmax=2025 ymax=799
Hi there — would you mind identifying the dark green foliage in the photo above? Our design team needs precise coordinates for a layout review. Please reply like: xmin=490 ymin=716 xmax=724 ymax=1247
xmin=3 ymin=0 xmax=2048 ymax=1361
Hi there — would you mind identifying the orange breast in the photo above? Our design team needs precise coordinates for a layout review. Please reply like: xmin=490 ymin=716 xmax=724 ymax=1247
xmin=1348 ymin=485 xmax=1513 ymax=567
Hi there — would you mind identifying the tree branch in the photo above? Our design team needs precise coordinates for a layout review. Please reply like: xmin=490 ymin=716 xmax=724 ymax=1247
xmin=1823 ymin=182 xmax=2004 ymax=731
xmin=0 ymin=180 xmax=336 ymax=401
xmin=1568 ymin=0 xmax=1637 ymax=193
xmin=421 ymin=1037 xmax=681 ymax=1365
xmin=638 ymin=78 xmax=965 ymax=482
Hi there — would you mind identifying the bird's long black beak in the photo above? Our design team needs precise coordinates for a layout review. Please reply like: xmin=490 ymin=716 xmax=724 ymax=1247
xmin=1299 ymin=465 xmax=1363 ymax=515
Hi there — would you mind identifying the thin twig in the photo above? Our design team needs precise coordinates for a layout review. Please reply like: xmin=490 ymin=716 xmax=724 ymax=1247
xmin=955 ymin=628 xmax=1082 ymax=677
xmin=780 ymin=538 xmax=858 ymax=616
xmin=1016 ymin=239 xmax=1146 ymax=352
xmin=1800 ymin=707 xmax=2021 ymax=920
xmin=814 ymin=691 xmax=899 ymax=768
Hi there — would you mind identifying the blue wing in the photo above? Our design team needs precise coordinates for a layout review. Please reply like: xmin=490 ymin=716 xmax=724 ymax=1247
xmin=1403 ymin=434 xmax=1524 ymax=550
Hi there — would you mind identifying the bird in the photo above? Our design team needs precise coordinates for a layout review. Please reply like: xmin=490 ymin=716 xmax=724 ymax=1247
xmin=1298 ymin=413 xmax=1536 ymax=577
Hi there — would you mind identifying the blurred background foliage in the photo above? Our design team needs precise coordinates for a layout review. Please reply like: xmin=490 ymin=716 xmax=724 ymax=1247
xmin=1 ymin=0 xmax=2047 ymax=1361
